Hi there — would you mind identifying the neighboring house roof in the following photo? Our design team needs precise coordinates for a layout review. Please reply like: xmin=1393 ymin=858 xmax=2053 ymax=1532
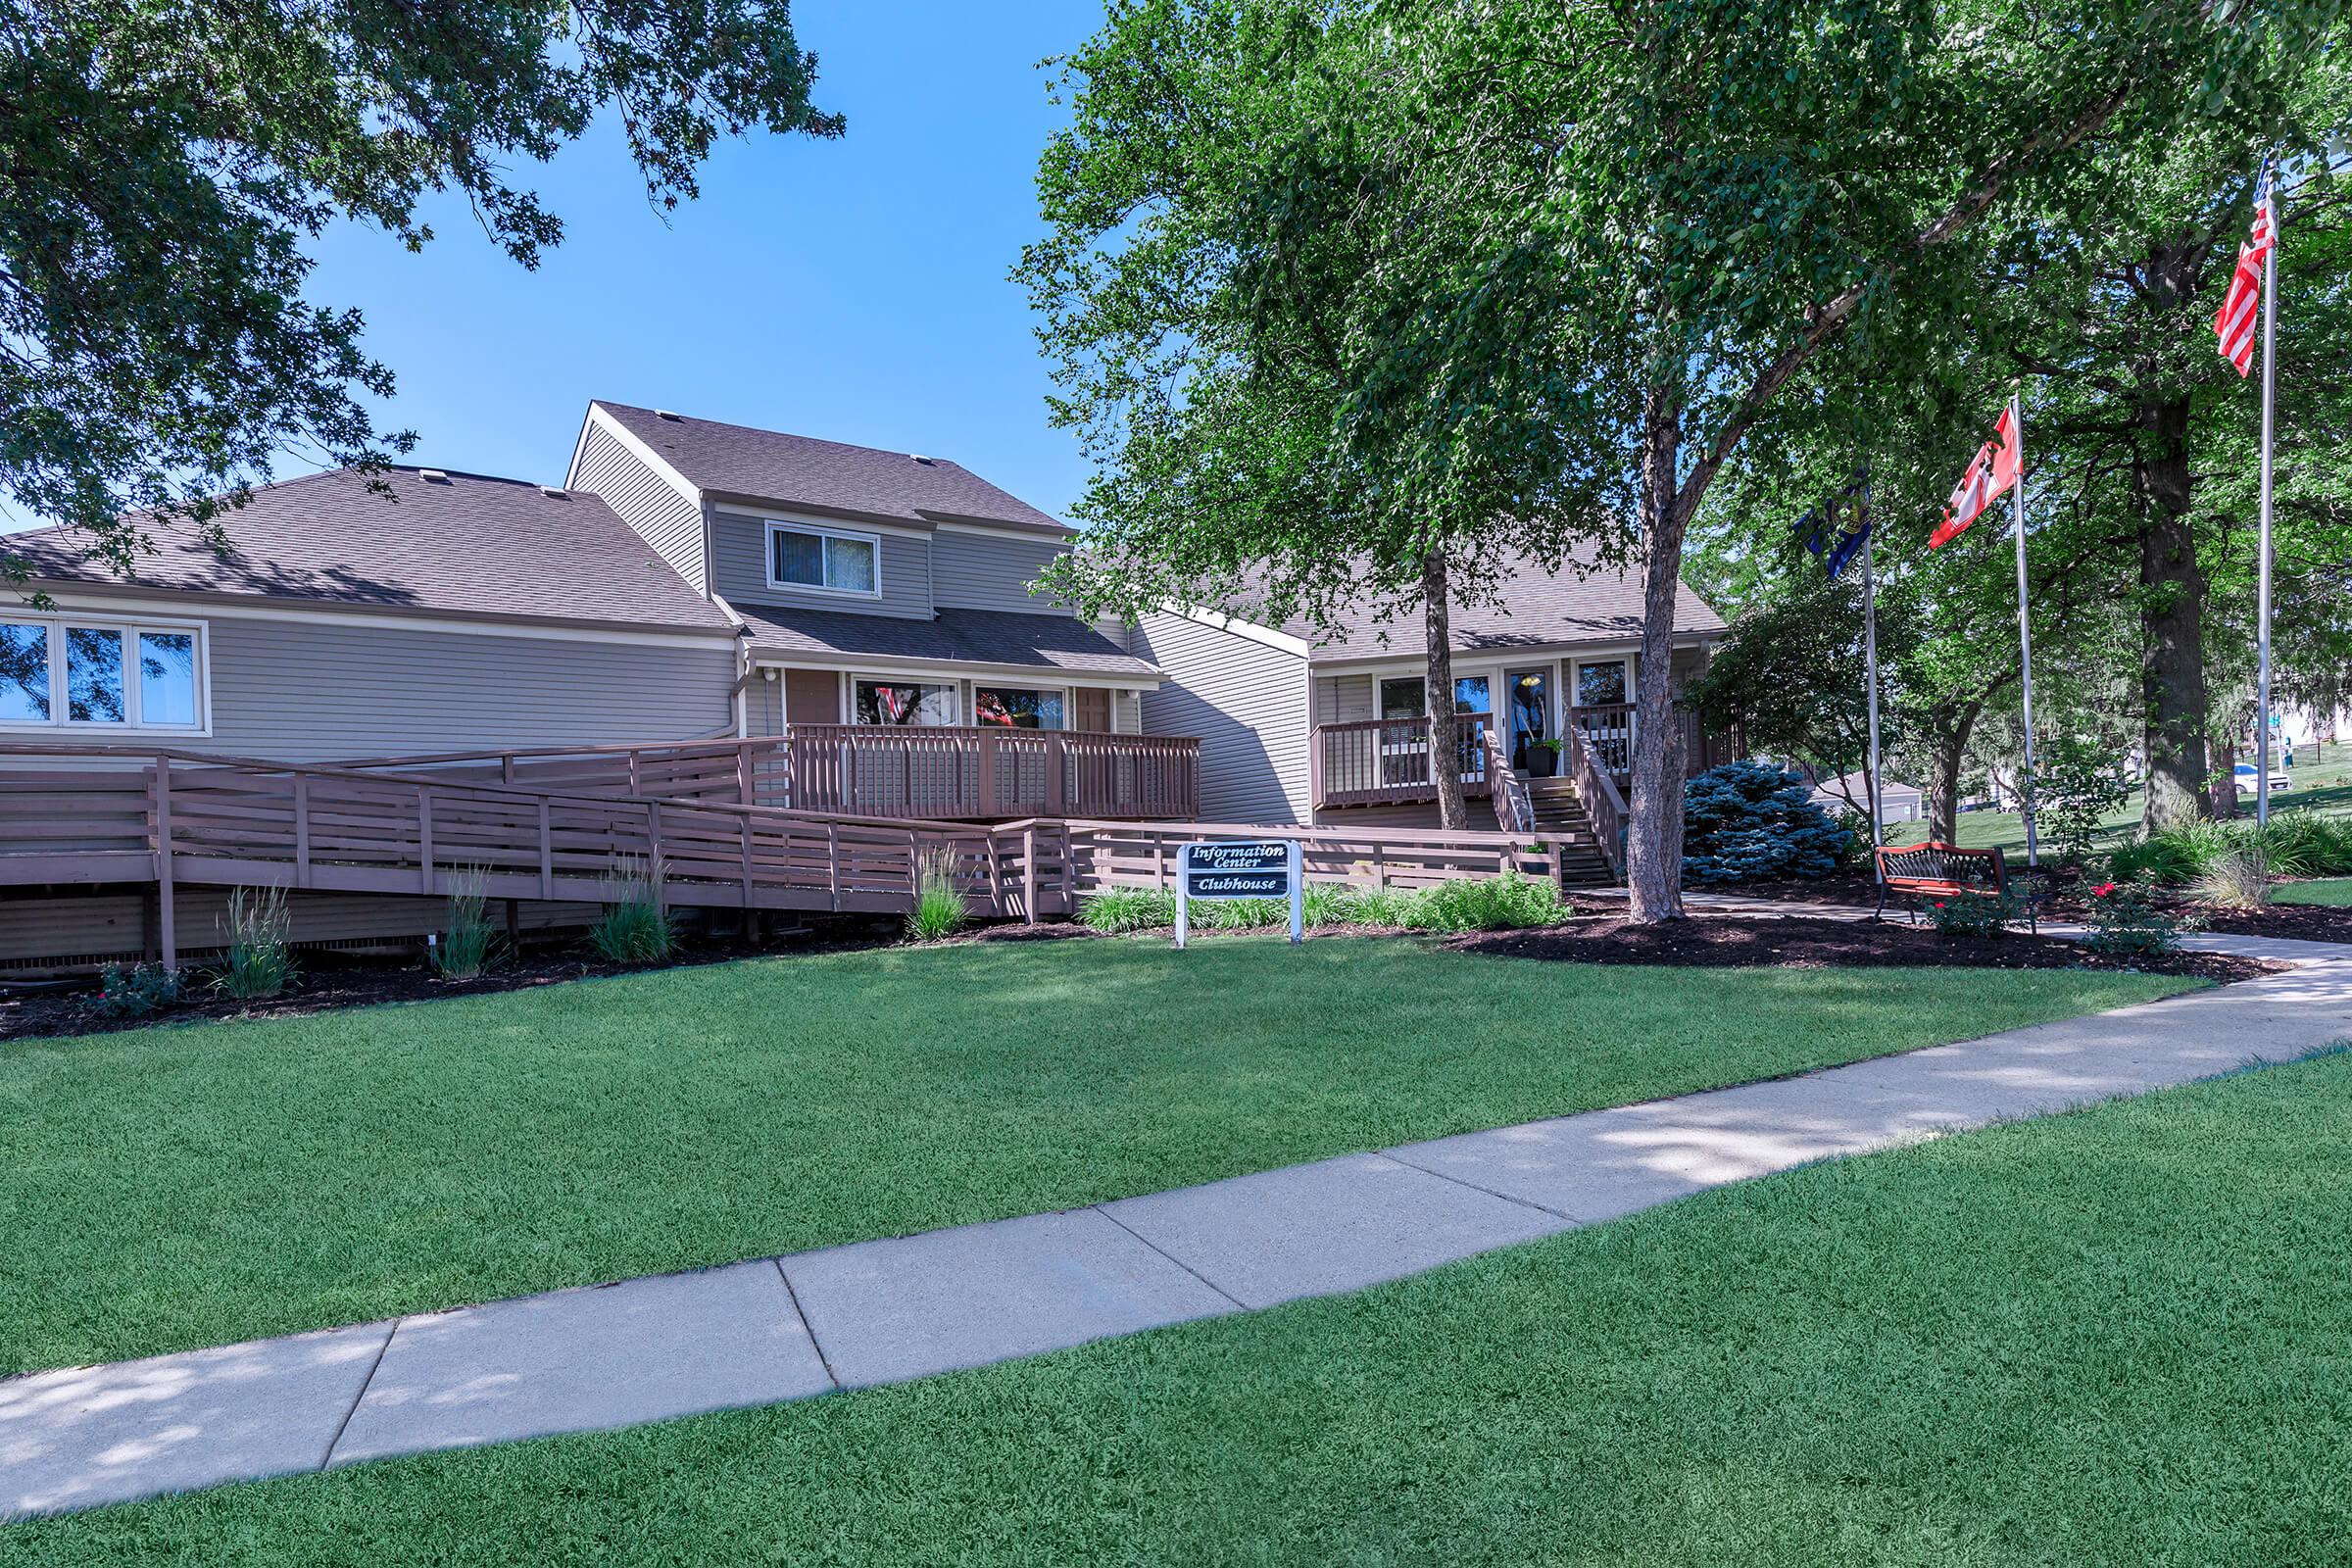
xmin=1284 ymin=548 xmax=1725 ymax=660
xmin=1166 ymin=546 xmax=1726 ymax=662
xmin=592 ymin=402 xmax=1072 ymax=536
xmin=739 ymin=605 xmax=1158 ymax=679
xmin=3 ymin=467 xmax=738 ymax=635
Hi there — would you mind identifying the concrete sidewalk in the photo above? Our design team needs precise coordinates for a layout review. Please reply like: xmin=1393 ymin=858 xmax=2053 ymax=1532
xmin=6 ymin=930 xmax=2349 ymax=1521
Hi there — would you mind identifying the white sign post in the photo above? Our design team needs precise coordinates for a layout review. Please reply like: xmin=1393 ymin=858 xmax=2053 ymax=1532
xmin=1174 ymin=840 xmax=1302 ymax=950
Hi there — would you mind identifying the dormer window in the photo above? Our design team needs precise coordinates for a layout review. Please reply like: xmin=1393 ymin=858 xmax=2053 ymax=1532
xmin=766 ymin=520 xmax=880 ymax=597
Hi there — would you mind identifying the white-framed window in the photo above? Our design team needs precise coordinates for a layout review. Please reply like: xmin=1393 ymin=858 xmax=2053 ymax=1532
xmin=0 ymin=615 xmax=209 ymax=733
xmin=973 ymin=685 xmax=1066 ymax=730
xmin=766 ymin=520 xmax=881 ymax=597
xmin=853 ymin=677 xmax=958 ymax=727
xmin=1575 ymin=658 xmax=1630 ymax=708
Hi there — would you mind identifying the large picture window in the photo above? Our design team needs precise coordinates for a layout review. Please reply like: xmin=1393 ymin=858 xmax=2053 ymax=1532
xmin=767 ymin=521 xmax=880 ymax=596
xmin=0 ymin=617 xmax=207 ymax=732
xmin=973 ymin=686 xmax=1065 ymax=730
xmin=1576 ymin=659 xmax=1629 ymax=708
xmin=854 ymin=679 xmax=957 ymax=726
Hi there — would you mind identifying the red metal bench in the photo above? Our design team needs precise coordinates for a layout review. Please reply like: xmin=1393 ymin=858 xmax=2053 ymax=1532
xmin=1874 ymin=841 xmax=2036 ymax=932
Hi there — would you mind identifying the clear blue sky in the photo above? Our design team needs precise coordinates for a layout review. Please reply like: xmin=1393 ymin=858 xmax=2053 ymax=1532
xmin=21 ymin=1 xmax=1109 ymax=532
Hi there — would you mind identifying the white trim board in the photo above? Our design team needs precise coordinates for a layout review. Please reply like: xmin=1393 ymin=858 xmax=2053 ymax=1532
xmin=1156 ymin=603 xmax=1312 ymax=658
xmin=750 ymin=652 xmax=1158 ymax=691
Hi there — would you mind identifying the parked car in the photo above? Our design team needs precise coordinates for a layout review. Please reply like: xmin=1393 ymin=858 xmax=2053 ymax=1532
xmin=2233 ymin=761 xmax=2294 ymax=796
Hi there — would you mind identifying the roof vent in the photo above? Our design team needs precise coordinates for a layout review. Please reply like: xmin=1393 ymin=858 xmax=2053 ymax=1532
xmin=418 ymin=467 xmax=450 ymax=483
xmin=539 ymin=485 xmax=567 ymax=499
xmin=655 ymin=409 xmax=684 ymax=421
xmin=909 ymin=454 xmax=935 ymax=466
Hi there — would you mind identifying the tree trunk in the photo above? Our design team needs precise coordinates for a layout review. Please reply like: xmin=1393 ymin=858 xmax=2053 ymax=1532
xmin=1423 ymin=549 xmax=1468 ymax=831
xmin=2137 ymin=396 xmax=2209 ymax=833
xmin=1924 ymin=699 xmax=1985 ymax=844
xmin=1627 ymin=383 xmax=1688 ymax=921
xmin=2209 ymin=732 xmax=2238 ymax=819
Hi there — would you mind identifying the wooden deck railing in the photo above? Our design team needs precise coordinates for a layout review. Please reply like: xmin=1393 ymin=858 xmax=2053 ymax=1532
xmin=1560 ymin=715 xmax=1628 ymax=880
xmin=1308 ymin=712 xmax=1494 ymax=810
xmin=1485 ymin=724 xmax=1536 ymax=835
xmin=0 ymin=744 xmax=1080 ymax=966
xmin=331 ymin=727 xmax=1200 ymax=821
xmin=780 ymin=725 xmax=1199 ymax=821
xmin=1565 ymin=704 xmax=1746 ymax=781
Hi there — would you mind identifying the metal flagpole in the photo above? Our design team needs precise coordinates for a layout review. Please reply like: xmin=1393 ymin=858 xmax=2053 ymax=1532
xmin=2008 ymin=388 xmax=2040 ymax=869
xmin=1860 ymin=472 xmax=1885 ymax=866
xmin=2255 ymin=167 xmax=2279 ymax=828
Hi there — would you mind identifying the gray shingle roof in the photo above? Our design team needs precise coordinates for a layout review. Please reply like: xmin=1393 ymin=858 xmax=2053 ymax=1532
xmin=1247 ymin=546 xmax=1725 ymax=660
xmin=594 ymin=402 xmax=1071 ymax=535
xmin=3 ymin=467 xmax=737 ymax=634
xmin=739 ymin=605 xmax=1157 ymax=678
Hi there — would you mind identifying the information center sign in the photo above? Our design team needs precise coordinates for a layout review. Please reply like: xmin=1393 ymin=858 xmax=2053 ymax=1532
xmin=1175 ymin=840 xmax=1302 ymax=948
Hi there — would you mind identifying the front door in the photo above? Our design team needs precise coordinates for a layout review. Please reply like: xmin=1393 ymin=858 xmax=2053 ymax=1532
xmin=1506 ymin=668 xmax=1554 ymax=776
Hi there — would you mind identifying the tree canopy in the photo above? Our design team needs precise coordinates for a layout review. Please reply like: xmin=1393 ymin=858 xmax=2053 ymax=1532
xmin=2 ymin=0 xmax=840 ymax=572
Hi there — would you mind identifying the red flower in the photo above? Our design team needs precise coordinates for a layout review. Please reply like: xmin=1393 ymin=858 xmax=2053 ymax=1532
xmin=2091 ymin=882 xmax=2118 ymax=897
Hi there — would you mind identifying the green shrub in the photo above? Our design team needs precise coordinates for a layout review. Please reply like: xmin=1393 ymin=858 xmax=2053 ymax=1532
xmin=906 ymin=851 xmax=970 ymax=942
xmin=2114 ymin=812 xmax=2352 ymax=887
xmin=1199 ymin=894 xmax=1290 ymax=931
xmin=1927 ymin=888 xmax=2017 ymax=939
xmin=1080 ymin=885 xmax=1177 ymax=933
xmin=2081 ymin=879 xmax=2181 ymax=960
xmin=1683 ymin=760 xmax=1849 ymax=883
xmin=86 ymin=961 xmax=186 ymax=1019
xmin=2034 ymin=737 xmax=2132 ymax=867
xmin=433 ymin=870 xmax=496 ymax=979
xmin=212 ymin=885 xmax=297 ymax=1000
xmin=588 ymin=858 xmax=674 ymax=965
xmin=1396 ymin=869 xmax=1568 ymax=932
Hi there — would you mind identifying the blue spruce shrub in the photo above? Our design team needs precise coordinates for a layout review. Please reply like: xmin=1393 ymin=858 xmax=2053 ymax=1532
xmin=1682 ymin=760 xmax=1851 ymax=884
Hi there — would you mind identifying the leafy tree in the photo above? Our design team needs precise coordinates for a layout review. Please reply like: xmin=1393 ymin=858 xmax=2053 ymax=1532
xmin=1020 ymin=2 xmax=1616 ymax=828
xmin=2 ymin=0 xmax=841 ymax=573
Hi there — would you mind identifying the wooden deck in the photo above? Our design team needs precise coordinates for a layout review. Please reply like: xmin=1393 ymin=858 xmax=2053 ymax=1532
xmin=0 ymin=741 xmax=1587 ymax=972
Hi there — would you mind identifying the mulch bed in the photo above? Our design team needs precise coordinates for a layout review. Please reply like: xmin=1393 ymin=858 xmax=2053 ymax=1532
xmin=1450 ymin=914 xmax=2278 ymax=985
xmin=2186 ymin=902 xmax=2352 ymax=942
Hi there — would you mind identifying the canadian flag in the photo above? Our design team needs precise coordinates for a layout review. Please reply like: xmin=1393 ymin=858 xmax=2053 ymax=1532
xmin=1930 ymin=404 xmax=2020 ymax=549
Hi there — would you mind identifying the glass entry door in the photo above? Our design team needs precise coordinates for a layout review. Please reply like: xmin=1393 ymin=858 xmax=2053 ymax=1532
xmin=1506 ymin=668 xmax=1554 ymax=776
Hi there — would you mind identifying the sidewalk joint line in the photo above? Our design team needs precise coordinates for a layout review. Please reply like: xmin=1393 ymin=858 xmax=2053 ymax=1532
xmin=319 ymin=1318 xmax=399 ymax=1470
xmin=775 ymin=1259 xmax=842 ymax=1389
xmin=1090 ymin=1205 xmax=1249 ymax=1310
xmin=1375 ymin=1149 xmax=1580 ymax=1223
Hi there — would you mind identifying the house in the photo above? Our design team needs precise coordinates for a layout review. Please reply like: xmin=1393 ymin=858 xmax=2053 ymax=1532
xmin=1128 ymin=551 xmax=1731 ymax=841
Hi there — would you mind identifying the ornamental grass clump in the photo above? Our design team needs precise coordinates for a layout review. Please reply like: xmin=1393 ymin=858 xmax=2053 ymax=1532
xmin=1079 ymin=885 xmax=1177 ymax=933
xmin=906 ymin=852 xmax=969 ymax=943
xmin=213 ymin=885 xmax=297 ymax=1000
xmin=432 ymin=869 xmax=496 ymax=979
xmin=2188 ymin=848 xmax=2273 ymax=911
xmin=1397 ymin=869 xmax=1568 ymax=932
xmin=588 ymin=856 xmax=674 ymax=965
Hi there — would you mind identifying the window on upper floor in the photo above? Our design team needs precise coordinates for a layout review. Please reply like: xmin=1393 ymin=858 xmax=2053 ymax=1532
xmin=767 ymin=520 xmax=880 ymax=597
xmin=0 ymin=617 xmax=207 ymax=731
xmin=974 ymin=686 xmax=1065 ymax=730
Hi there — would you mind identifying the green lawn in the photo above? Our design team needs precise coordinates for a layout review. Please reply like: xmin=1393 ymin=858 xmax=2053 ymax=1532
xmin=1887 ymin=743 xmax=2352 ymax=858
xmin=0 ymin=940 xmax=2191 ymax=1374
xmin=17 ymin=1047 xmax=2350 ymax=1564
xmin=2277 ymin=878 xmax=2352 ymax=906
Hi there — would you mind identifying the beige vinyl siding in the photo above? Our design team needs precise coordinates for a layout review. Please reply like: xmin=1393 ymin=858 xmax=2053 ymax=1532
xmin=745 ymin=674 xmax=785 ymax=737
xmin=930 ymin=530 xmax=1068 ymax=614
xmin=570 ymin=422 xmax=707 ymax=594
xmin=1130 ymin=611 xmax=1309 ymax=824
xmin=197 ymin=614 xmax=737 ymax=760
xmin=1112 ymin=690 xmax=1142 ymax=735
xmin=709 ymin=510 xmax=933 ymax=620
xmin=1314 ymin=673 xmax=1376 ymax=725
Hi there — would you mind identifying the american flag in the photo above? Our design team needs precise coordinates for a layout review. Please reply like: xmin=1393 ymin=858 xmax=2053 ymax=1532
xmin=2214 ymin=162 xmax=2278 ymax=377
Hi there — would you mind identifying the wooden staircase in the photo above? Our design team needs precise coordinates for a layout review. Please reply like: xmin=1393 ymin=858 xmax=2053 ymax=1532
xmin=1524 ymin=777 xmax=1616 ymax=886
